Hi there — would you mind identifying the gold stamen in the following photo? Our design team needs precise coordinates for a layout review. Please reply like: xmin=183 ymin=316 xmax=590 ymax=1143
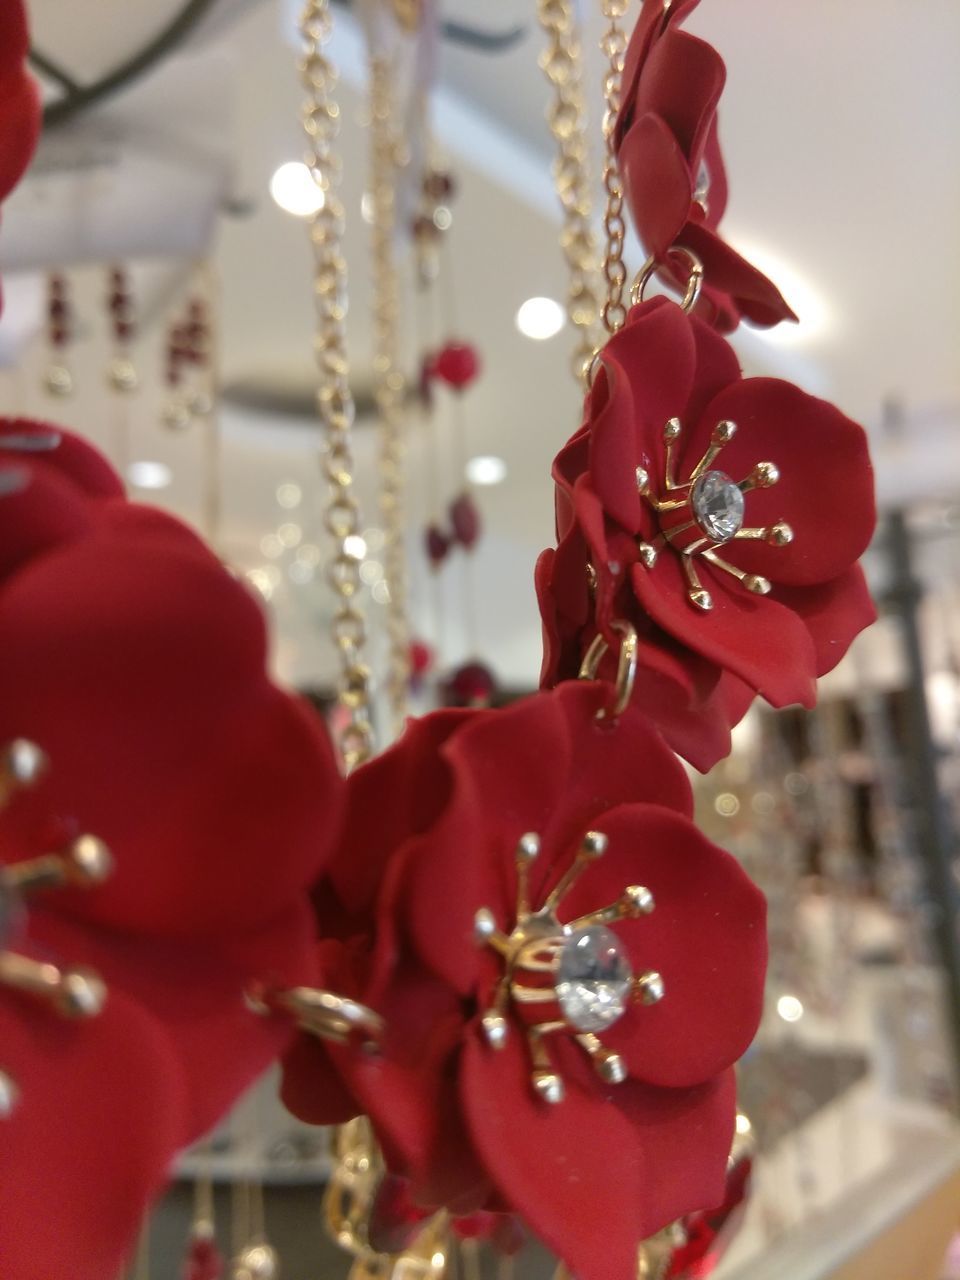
xmin=515 ymin=832 xmax=540 ymax=918
xmin=688 ymin=418 xmax=737 ymax=483
xmin=541 ymin=831 xmax=608 ymax=914
xmin=739 ymin=461 xmax=779 ymax=492
xmin=0 ymin=952 xmax=106 ymax=1018
xmin=5 ymin=835 xmax=113 ymax=897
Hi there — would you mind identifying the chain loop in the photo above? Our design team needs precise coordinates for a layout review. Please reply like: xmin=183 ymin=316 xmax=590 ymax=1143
xmin=600 ymin=0 xmax=630 ymax=336
xmin=299 ymin=0 xmax=374 ymax=772
xmin=369 ymin=54 xmax=411 ymax=737
xmin=537 ymin=0 xmax=603 ymax=385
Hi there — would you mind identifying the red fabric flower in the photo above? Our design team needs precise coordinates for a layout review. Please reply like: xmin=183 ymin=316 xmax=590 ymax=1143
xmin=283 ymin=681 xmax=766 ymax=1280
xmin=0 ymin=482 xmax=344 ymax=1278
xmin=0 ymin=2 xmax=41 ymax=313
xmin=615 ymin=0 xmax=795 ymax=331
xmin=538 ymin=298 xmax=875 ymax=769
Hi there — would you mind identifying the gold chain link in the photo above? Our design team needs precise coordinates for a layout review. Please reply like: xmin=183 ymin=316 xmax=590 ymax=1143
xmin=299 ymin=0 xmax=375 ymax=772
xmin=537 ymin=0 xmax=603 ymax=386
xmin=369 ymin=54 xmax=410 ymax=736
xmin=600 ymin=0 xmax=630 ymax=335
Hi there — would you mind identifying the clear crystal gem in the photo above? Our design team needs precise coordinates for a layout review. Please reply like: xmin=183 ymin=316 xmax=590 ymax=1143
xmin=556 ymin=925 xmax=632 ymax=1033
xmin=691 ymin=470 xmax=745 ymax=543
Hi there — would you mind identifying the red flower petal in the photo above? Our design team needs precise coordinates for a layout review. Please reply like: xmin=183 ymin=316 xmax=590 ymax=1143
xmin=620 ymin=113 xmax=694 ymax=259
xmin=556 ymin=803 xmax=766 ymax=1086
xmin=0 ymin=2 xmax=39 ymax=209
xmin=590 ymin=301 xmax=698 ymax=530
xmin=0 ymin=995 xmax=184 ymax=1280
xmin=679 ymin=222 xmax=798 ymax=327
xmin=462 ymin=1027 xmax=736 ymax=1280
xmin=0 ymin=517 xmax=343 ymax=937
xmin=775 ymin=564 xmax=877 ymax=676
xmin=328 ymin=707 xmax=472 ymax=919
xmin=404 ymin=682 xmax=691 ymax=993
xmin=683 ymin=377 xmax=875 ymax=586
xmin=334 ymin=962 xmax=493 ymax=1213
xmin=631 ymin=555 xmax=818 ymax=708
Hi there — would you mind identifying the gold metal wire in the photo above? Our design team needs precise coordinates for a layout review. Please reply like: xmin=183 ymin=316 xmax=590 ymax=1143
xmin=299 ymin=0 xmax=375 ymax=771
xmin=599 ymin=0 xmax=630 ymax=335
xmin=536 ymin=0 xmax=603 ymax=385
xmin=369 ymin=53 xmax=411 ymax=736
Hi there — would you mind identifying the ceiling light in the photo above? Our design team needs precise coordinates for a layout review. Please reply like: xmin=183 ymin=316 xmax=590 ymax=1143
xmin=516 ymin=296 xmax=565 ymax=341
xmin=270 ymin=161 xmax=325 ymax=218
xmin=776 ymin=994 xmax=804 ymax=1024
xmin=466 ymin=455 xmax=507 ymax=486
xmin=343 ymin=534 xmax=367 ymax=559
xmin=127 ymin=461 xmax=172 ymax=490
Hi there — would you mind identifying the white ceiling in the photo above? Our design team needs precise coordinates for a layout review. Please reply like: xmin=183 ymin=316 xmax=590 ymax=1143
xmin=0 ymin=0 xmax=958 ymax=698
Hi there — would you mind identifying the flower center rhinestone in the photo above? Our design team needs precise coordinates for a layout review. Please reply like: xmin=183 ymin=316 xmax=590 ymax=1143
xmin=556 ymin=925 xmax=632 ymax=1033
xmin=690 ymin=470 xmax=745 ymax=544
xmin=473 ymin=830 xmax=664 ymax=1104
xmin=634 ymin=416 xmax=793 ymax=612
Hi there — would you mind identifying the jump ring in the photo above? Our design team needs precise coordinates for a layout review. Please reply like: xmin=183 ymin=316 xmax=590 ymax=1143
xmin=578 ymin=619 xmax=638 ymax=719
xmin=630 ymin=245 xmax=704 ymax=313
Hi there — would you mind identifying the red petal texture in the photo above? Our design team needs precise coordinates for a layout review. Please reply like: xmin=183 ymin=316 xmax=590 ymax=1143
xmin=0 ymin=431 xmax=344 ymax=1272
xmin=0 ymin=517 xmax=343 ymax=937
xmin=538 ymin=299 xmax=877 ymax=755
xmin=614 ymin=0 xmax=795 ymax=330
xmin=557 ymin=803 xmax=767 ymax=1086
xmin=462 ymin=1032 xmax=737 ymax=1280
xmin=0 ymin=995 xmax=184 ymax=1280
xmin=0 ymin=0 xmax=39 ymax=206
xmin=285 ymin=683 xmax=765 ymax=1278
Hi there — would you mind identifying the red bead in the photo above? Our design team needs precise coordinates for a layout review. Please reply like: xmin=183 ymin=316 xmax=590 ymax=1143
xmin=409 ymin=639 xmax=434 ymax=679
xmin=50 ymin=326 xmax=69 ymax=348
xmin=48 ymin=297 xmax=68 ymax=321
xmin=114 ymin=320 xmax=135 ymax=342
xmin=443 ymin=661 xmax=496 ymax=708
xmin=431 ymin=341 xmax=480 ymax=391
xmin=182 ymin=1233 xmax=223 ymax=1280
xmin=425 ymin=524 xmax=450 ymax=568
xmin=423 ymin=170 xmax=455 ymax=202
xmin=449 ymin=492 xmax=481 ymax=550
xmin=411 ymin=213 xmax=440 ymax=242
xmin=49 ymin=273 xmax=66 ymax=296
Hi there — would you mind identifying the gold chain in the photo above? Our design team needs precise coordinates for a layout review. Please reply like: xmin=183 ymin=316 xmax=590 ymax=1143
xmin=537 ymin=0 xmax=603 ymax=385
xmin=299 ymin=0 xmax=375 ymax=772
xmin=600 ymin=0 xmax=630 ymax=334
xmin=369 ymin=54 xmax=410 ymax=736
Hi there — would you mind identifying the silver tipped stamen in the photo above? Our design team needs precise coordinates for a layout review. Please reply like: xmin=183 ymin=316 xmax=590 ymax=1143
xmin=57 ymin=968 xmax=108 ymax=1018
xmin=64 ymin=836 xmax=113 ymax=886
xmin=623 ymin=885 xmax=655 ymax=916
xmin=516 ymin=833 xmax=541 ymax=863
xmin=481 ymin=1012 xmax=508 ymax=1050
xmin=597 ymin=1051 xmax=627 ymax=1084
xmin=474 ymin=908 xmax=498 ymax=942
xmin=581 ymin=831 xmax=608 ymax=859
xmin=1 ymin=739 xmax=48 ymax=791
xmin=636 ymin=971 xmax=666 ymax=1005
xmin=663 ymin=418 xmax=682 ymax=442
xmin=0 ymin=1071 xmax=18 ymax=1118
xmin=637 ymin=541 xmax=658 ymax=569
xmin=534 ymin=1072 xmax=565 ymax=1105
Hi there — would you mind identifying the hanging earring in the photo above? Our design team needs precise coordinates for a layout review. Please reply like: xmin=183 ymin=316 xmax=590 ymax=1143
xmin=42 ymin=271 xmax=73 ymax=396
xmin=106 ymin=264 xmax=138 ymax=393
